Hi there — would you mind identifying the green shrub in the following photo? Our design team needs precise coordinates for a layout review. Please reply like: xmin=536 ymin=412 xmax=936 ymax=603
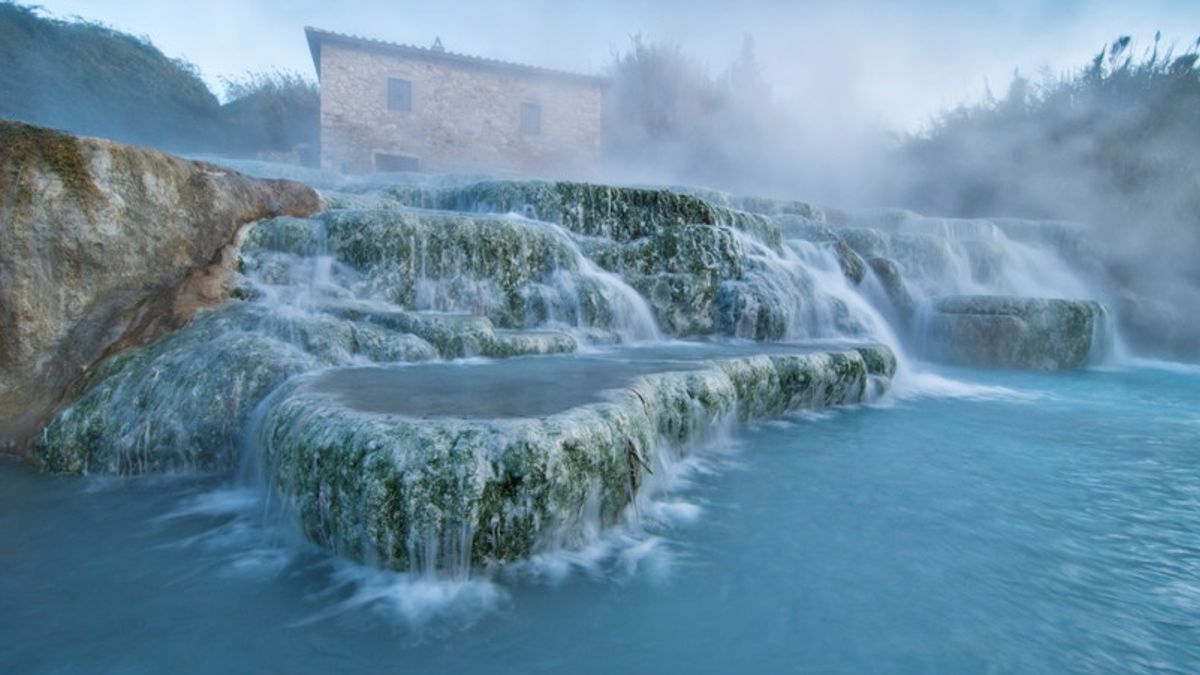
xmin=896 ymin=34 xmax=1200 ymax=284
xmin=218 ymin=71 xmax=318 ymax=159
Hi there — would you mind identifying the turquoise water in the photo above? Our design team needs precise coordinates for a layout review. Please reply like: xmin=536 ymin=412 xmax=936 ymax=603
xmin=2 ymin=362 xmax=1198 ymax=673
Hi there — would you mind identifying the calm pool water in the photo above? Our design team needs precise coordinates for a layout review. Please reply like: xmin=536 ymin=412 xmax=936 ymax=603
xmin=307 ymin=340 xmax=848 ymax=417
xmin=2 ymin=362 xmax=1197 ymax=674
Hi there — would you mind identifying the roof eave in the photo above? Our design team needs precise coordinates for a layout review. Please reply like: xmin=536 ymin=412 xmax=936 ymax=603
xmin=305 ymin=26 xmax=322 ymax=80
xmin=303 ymin=26 xmax=608 ymax=87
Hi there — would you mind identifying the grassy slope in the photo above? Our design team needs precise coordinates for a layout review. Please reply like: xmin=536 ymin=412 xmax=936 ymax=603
xmin=0 ymin=2 xmax=320 ymax=155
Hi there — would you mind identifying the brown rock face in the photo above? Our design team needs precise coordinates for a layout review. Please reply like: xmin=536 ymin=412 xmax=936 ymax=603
xmin=0 ymin=121 xmax=321 ymax=453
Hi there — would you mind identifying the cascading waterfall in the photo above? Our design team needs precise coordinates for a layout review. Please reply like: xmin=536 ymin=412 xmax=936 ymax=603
xmin=33 ymin=207 xmax=675 ymax=475
xmin=721 ymin=228 xmax=868 ymax=340
xmin=504 ymin=214 xmax=662 ymax=342
xmin=842 ymin=221 xmax=1094 ymax=301
xmin=833 ymin=210 xmax=1122 ymax=367
xmin=30 ymin=176 xmax=1124 ymax=580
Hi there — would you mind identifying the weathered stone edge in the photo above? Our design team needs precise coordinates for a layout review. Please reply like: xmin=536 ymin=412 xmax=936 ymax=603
xmin=262 ymin=345 xmax=896 ymax=570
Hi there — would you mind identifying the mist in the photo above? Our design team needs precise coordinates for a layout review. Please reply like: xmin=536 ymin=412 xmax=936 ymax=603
xmin=6 ymin=0 xmax=1200 ymax=357
xmin=7 ymin=3 xmax=1200 ymax=667
xmin=888 ymin=35 xmax=1200 ymax=356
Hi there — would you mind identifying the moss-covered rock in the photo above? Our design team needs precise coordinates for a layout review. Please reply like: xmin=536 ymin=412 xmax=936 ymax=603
xmin=367 ymin=181 xmax=842 ymax=337
xmin=30 ymin=302 xmax=438 ymax=474
xmin=262 ymin=179 xmax=904 ymax=341
xmin=241 ymin=210 xmax=657 ymax=339
xmin=241 ymin=201 xmax=855 ymax=342
xmin=260 ymin=345 xmax=896 ymax=570
xmin=325 ymin=305 xmax=577 ymax=359
xmin=923 ymin=295 xmax=1107 ymax=369
xmin=0 ymin=122 xmax=102 ymax=221
xmin=381 ymin=179 xmax=782 ymax=247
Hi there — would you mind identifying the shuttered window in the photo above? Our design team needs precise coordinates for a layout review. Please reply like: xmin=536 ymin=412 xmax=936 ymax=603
xmin=520 ymin=102 xmax=541 ymax=135
xmin=387 ymin=78 xmax=412 ymax=111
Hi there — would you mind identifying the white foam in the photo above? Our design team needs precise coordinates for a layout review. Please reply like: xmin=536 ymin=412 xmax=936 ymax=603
xmin=889 ymin=369 xmax=1041 ymax=402
xmin=644 ymin=499 xmax=704 ymax=524
xmin=787 ymin=409 xmax=840 ymax=422
xmin=505 ymin=432 xmax=743 ymax=589
xmin=1128 ymin=357 xmax=1200 ymax=376
xmin=157 ymin=487 xmax=261 ymax=521
xmin=291 ymin=562 xmax=507 ymax=632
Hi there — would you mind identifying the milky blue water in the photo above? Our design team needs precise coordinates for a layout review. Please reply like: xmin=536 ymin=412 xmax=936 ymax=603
xmin=2 ymin=362 xmax=1198 ymax=674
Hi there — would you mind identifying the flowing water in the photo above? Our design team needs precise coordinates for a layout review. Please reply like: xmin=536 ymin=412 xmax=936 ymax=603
xmin=5 ymin=176 xmax=1193 ymax=672
xmin=2 ymin=361 xmax=1197 ymax=673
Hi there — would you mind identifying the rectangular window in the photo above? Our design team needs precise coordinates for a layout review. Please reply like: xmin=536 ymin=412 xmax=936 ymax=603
xmin=387 ymin=78 xmax=412 ymax=111
xmin=520 ymin=102 xmax=541 ymax=136
xmin=375 ymin=153 xmax=420 ymax=172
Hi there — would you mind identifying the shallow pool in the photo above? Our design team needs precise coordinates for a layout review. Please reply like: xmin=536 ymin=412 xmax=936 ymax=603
xmin=2 ymin=361 xmax=1197 ymax=673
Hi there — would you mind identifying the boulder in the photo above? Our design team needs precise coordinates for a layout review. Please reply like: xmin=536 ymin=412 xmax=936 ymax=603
xmin=924 ymin=295 xmax=1107 ymax=369
xmin=0 ymin=121 xmax=321 ymax=452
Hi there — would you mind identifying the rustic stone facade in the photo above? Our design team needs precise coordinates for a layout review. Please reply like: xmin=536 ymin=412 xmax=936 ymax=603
xmin=306 ymin=28 xmax=606 ymax=175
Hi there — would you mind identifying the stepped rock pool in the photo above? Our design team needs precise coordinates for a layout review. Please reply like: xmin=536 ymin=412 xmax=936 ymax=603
xmin=305 ymin=341 xmax=857 ymax=418
xmin=2 ymin=359 xmax=1197 ymax=674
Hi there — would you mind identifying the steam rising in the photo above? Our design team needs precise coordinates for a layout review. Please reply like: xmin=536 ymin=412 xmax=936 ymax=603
xmin=6 ymin=0 xmax=1200 ymax=358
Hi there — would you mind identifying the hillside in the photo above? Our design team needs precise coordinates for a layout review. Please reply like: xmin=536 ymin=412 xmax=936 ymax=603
xmin=0 ymin=2 xmax=316 ymax=156
xmin=0 ymin=2 xmax=220 ymax=150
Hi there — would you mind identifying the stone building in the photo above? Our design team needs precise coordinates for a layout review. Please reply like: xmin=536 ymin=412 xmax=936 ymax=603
xmin=305 ymin=27 xmax=607 ymax=175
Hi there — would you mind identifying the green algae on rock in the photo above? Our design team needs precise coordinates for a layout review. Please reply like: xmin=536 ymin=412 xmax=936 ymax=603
xmin=0 ymin=122 xmax=102 ymax=221
xmin=379 ymin=179 xmax=782 ymax=248
xmin=31 ymin=303 xmax=439 ymax=474
xmin=238 ymin=204 xmax=865 ymax=342
xmin=324 ymin=306 xmax=578 ymax=360
xmin=28 ymin=291 xmax=588 ymax=475
xmin=241 ymin=210 xmax=658 ymax=340
xmin=924 ymin=295 xmax=1108 ymax=369
xmin=259 ymin=345 xmax=896 ymax=571
xmin=366 ymin=181 xmax=816 ymax=338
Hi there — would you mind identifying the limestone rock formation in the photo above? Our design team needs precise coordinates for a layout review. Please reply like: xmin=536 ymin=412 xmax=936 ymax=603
xmin=924 ymin=295 xmax=1108 ymax=369
xmin=7 ymin=137 xmax=1127 ymax=572
xmin=261 ymin=346 xmax=896 ymax=570
xmin=28 ymin=194 xmax=884 ymax=475
xmin=0 ymin=121 xmax=321 ymax=452
xmin=364 ymin=180 xmax=875 ymax=340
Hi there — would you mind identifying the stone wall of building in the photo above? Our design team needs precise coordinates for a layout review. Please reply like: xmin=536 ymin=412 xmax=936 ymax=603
xmin=318 ymin=42 xmax=604 ymax=175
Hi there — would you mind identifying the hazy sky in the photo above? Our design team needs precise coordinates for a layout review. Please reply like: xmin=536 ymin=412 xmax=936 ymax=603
xmin=31 ymin=0 xmax=1200 ymax=131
